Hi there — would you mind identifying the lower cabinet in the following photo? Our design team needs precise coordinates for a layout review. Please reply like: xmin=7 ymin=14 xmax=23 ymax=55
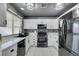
xmin=48 ymin=33 xmax=58 ymax=49
xmin=25 ymin=37 xmax=30 ymax=54
xmin=29 ymin=32 xmax=37 ymax=47
xmin=25 ymin=32 xmax=37 ymax=54
xmin=2 ymin=44 xmax=17 ymax=56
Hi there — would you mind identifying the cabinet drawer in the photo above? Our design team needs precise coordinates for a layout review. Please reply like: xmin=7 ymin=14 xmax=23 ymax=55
xmin=2 ymin=44 xmax=17 ymax=56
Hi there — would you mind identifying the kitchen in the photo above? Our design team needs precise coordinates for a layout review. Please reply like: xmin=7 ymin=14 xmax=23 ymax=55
xmin=0 ymin=3 xmax=79 ymax=56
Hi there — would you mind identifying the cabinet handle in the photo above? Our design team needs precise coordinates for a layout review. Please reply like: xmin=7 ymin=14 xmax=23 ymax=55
xmin=56 ymin=41 xmax=58 ymax=43
xmin=10 ymin=49 xmax=14 ymax=52
xmin=3 ymin=20 xmax=7 ymax=25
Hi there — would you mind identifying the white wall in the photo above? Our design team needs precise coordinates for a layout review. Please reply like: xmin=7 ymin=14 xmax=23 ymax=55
xmin=24 ymin=18 xmax=58 ymax=29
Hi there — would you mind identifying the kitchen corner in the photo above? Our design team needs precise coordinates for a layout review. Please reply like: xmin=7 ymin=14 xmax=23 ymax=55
xmin=1 ymin=33 xmax=29 ymax=56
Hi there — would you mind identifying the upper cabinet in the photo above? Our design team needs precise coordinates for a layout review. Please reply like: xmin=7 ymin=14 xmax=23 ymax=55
xmin=0 ymin=11 xmax=13 ymax=36
xmin=0 ymin=4 xmax=22 ymax=36
xmin=72 ymin=8 xmax=79 ymax=18
xmin=24 ymin=19 xmax=58 ymax=29
xmin=0 ymin=3 xmax=7 ymax=27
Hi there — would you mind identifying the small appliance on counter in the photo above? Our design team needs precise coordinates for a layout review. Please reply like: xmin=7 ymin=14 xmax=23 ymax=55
xmin=17 ymin=32 xmax=29 ymax=37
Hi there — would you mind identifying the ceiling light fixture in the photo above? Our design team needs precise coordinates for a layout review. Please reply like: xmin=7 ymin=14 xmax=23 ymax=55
xmin=24 ymin=3 xmax=38 ymax=10
xmin=25 ymin=3 xmax=35 ymax=10
xmin=55 ymin=3 xmax=63 ymax=10
xmin=20 ymin=8 xmax=24 ymax=10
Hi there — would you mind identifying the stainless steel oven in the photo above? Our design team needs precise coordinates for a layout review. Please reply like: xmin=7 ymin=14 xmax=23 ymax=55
xmin=37 ymin=24 xmax=48 ymax=47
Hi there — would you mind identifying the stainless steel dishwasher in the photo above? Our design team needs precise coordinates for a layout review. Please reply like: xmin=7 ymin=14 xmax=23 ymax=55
xmin=17 ymin=39 xmax=25 ymax=56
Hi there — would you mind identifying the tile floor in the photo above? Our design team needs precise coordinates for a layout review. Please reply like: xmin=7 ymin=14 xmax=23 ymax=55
xmin=17 ymin=46 xmax=74 ymax=56
xmin=25 ymin=46 xmax=58 ymax=56
xmin=59 ymin=47 xmax=74 ymax=56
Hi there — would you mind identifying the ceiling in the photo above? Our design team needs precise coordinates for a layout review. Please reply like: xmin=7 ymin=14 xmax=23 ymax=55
xmin=10 ymin=3 xmax=77 ymax=17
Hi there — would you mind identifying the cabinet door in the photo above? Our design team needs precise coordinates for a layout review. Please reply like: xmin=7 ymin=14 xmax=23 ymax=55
xmin=0 ymin=3 xmax=6 ymax=27
xmin=72 ymin=8 xmax=79 ymax=18
xmin=25 ymin=37 xmax=30 ymax=53
xmin=29 ymin=32 xmax=37 ymax=46
xmin=2 ymin=44 xmax=17 ymax=56
xmin=47 ymin=19 xmax=58 ymax=29
xmin=48 ymin=33 xmax=58 ymax=49
xmin=29 ymin=33 xmax=34 ymax=46
xmin=0 ymin=11 xmax=13 ymax=36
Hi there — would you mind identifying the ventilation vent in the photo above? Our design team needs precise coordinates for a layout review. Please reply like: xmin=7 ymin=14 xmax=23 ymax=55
xmin=41 ymin=4 xmax=48 ymax=8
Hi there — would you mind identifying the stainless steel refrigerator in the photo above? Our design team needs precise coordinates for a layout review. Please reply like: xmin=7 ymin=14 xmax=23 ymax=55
xmin=72 ymin=19 xmax=79 ymax=55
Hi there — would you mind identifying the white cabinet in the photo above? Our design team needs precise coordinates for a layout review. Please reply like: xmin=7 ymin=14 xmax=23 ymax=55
xmin=24 ymin=20 xmax=37 ymax=29
xmin=72 ymin=8 xmax=79 ymax=18
xmin=25 ymin=32 xmax=37 ymax=54
xmin=48 ymin=33 xmax=58 ymax=49
xmin=2 ymin=44 xmax=17 ymax=56
xmin=0 ymin=3 xmax=6 ymax=27
xmin=29 ymin=32 xmax=37 ymax=47
xmin=47 ymin=19 xmax=58 ymax=29
xmin=24 ymin=19 xmax=58 ymax=29
xmin=0 ymin=11 xmax=22 ymax=36
xmin=25 ymin=36 xmax=30 ymax=54
xmin=0 ymin=11 xmax=13 ymax=36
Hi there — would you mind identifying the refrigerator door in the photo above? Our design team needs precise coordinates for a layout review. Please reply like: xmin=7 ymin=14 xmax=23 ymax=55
xmin=0 ymin=34 xmax=2 ymax=56
xmin=72 ymin=35 xmax=79 ymax=54
xmin=72 ymin=21 xmax=79 ymax=54
xmin=73 ymin=22 xmax=79 ymax=33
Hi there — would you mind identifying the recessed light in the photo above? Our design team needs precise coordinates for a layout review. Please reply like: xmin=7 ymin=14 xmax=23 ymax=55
xmin=55 ymin=3 xmax=63 ymax=10
xmin=20 ymin=8 xmax=24 ymax=10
